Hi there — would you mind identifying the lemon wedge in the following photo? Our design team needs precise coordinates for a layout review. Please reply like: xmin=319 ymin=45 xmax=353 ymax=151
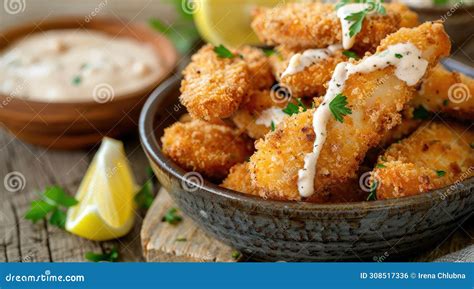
xmin=193 ymin=0 xmax=290 ymax=48
xmin=66 ymin=137 xmax=137 ymax=241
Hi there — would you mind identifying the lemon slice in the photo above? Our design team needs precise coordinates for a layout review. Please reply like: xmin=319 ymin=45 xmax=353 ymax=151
xmin=66 ymin=138 xmax=137 ymax=241
xmin=193 ymin=0 xmax=290 ymax=48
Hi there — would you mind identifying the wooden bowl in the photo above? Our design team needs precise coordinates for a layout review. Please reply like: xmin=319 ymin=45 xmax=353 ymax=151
xmin=0 ymin=17 xmax=178 ymax=150
xmin=140 ymin=75 xmax=474 ymax=262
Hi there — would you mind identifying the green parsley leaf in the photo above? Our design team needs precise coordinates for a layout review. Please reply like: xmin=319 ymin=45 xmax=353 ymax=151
xmin=24 ymin=186 xmax=78 ymax=229
xmin=262 ymin=48 xmax=275 ymax=57
xmin=270 ymin=121 xmax=276 ymax=132
xmin=343 ymin=50 xmax=359 ymax=59
xmin=282 ymin=102 xmax=300 ymax=116
xmin=470 ymin=143 xmax=474 ymax=149
xmin=44 ymin=186 xmax=78 ymax=208
xmin=376 ymin=164 xmax=386 ymax=169
xmin=329 ymin=94 xmax=352 ymax=123
xmin=443 ymin=99 xmax=449 ymax=106
xmin=345 ymin=11 xmax=366 ymax=38
xmin=72 ymin=75 xmax=82 ymax=86
xmin=176 ymin=237 xmax=187 ymax=242
xmin=335 ymin=0 xmax=351 ymax=10
xmin=436 ymin=170 xmax=446 ymax=177
xmin=49 ymin=208 xmax=67 ymax=229
xmin=231 ymin=251 xmax=241 ymax=260
xmin=214 ymin=44 xmax=236 ymax=59
xmin=367 ymin=180 xmax=378 ymax=201
xmin=162 ymin=208 xmax=183 ymax=225
xmin=85 ymin=247 xmax=119 ymax=262
xmin=24 ymin=200 xmax=55 ymax=223
xmin=413 ymin=105 xmax=431 ymax=120
xmin=395 ymin=53 xmax=403 ymax=59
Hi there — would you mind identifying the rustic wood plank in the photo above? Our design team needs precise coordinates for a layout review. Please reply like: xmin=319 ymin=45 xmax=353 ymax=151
xmin=141 ymin=188 xmax=237 ymax=262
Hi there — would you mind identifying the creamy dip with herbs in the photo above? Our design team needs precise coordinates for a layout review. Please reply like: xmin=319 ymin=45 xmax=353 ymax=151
xmin=0 ymin=30 xmax=162 ymax=102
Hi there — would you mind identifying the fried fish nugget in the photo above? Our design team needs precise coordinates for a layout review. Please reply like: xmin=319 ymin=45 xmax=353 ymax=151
xmin=372 ymin=122 xmax=474 ymax=199
xmin=251 ymin=3 xmax=401 ymax=53
xmin=277 ymin=47 xmax=348 ymax=98
xmin=240 ymin=46 xmax=275 ymax=90
xmin=221 ymin=163 xmax=262 ymax=197
xmin=249 ymin=23 xmax=450 ymax=201
xmin=231 ymin=89 xmax=287 ymax=139
xmin=379 ymin=108 xmax=422 ymax=147
xmin=161 ymin=120 xmax=254 ymax=179
xmin=412 ymin=65 xmax=474 ymax=121
xmin=180 ymin=44 xmax=250 ymax=121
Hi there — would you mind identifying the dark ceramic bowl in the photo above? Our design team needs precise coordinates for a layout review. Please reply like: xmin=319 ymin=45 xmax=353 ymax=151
xmin=139 ymin=75 xmax=474 ymax=261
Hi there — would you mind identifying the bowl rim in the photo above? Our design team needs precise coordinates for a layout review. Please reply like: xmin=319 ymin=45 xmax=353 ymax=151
xmin=139 ymin=74 xmax=473 ymax=212
xmin=0 ymin=16 xmax=178 ymax=105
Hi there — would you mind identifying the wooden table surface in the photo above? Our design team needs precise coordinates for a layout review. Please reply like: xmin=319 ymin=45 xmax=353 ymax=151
xmin=0 ymin=131 xmax=149 ymax=262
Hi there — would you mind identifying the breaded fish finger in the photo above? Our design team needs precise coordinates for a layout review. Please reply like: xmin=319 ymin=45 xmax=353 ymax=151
xmin=249 ymin=23 xmax=450 ymax=201
xmin=412 ymin=65 xmax=474 ymax=121
xmin=161 ymin=119 xmax=254 ymax=179
xmin=252 ymin=2 xmax=401 ymax=53
xmin=372 ymin=122 xmax=474 ymax=199
xmin=180 ymin=44 xmax=249 ymax=121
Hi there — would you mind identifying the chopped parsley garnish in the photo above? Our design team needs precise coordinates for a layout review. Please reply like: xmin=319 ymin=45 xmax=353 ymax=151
xmin=72 ymin=75 xmax=82 ymax=86
xmin=329 ymin=94 xmax=352 ymax=123
xmin=470 ymin=143 xmax=474 ymax=149
xmin=367 ymin=180 xmax=378 ymax=201
xmin=282 ymin=98 xmax=307 ymax=116
xmin=231 ymin=251 xmax=241 ymax=260
xmin=340 ymin=1 xmax=386 ymax=38
xmin=162 ymin=208 xmax=183 ymax=225
xmin=436 ymin=170 xmax=446 ymax=177
xmin=176 ymin=237 xmax=187 ymax=242
xmin=394 ymin=53 xmax=403 ymax=59
xmin=271 ymin=121 xmax=276 ymax=132
xmin=85 ymin=247 xmax=119 ymax=262
xmin=413 ymin=105 xmax=431 ymax=120
xmin=376 ymin=164 xmax=386 ymax=169
xmin=262 ymin=48 xmax=275 ymax=57
xmin=443 ymin=99 xmax=449 ymax=106
xmin=134 ymin=167 xmax=156 ymax=210
xmin=214 ymin=44 xmax=236 ymax=59
xmin=25 ymin=186 xmax=78 ymax=229
xmin=343 ymin=50 xmax=359 ymax=59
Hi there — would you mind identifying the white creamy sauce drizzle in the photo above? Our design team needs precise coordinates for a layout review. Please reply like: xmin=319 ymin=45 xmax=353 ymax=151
xmin=281 ymin=44 xmax=342 ymax=78
xmin=336 ymin=3 xmax=371 ymax=50
xmin=0 ymin=30 xmax=162 ymax=102
xmin=255 ymin=107 xmax=287 ymax=127
xmin=297 ymin=43 xmax=429 ymax=197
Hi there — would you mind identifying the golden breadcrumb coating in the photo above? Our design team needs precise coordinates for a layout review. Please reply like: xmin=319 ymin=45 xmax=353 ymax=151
xmin=249 ymin=22 xmax=450 ymax=201
xmin=379 ymin=108 xmax=422 ymax=147
xmin=275 ymin=46 xmax=348 ymax=98
xmin=373 ymin=122 xmax=474 ymax=199
xmin=161 ymin=119 xmax=254 ymax=179
xmin=412 ymin=65 xmax=474 ymax=121
xmin=221 ymin=163 xmax=262 ymax=197
xmin=231 ymin=89 xmax=288 ymax=139
xmin=222 ymin=162 xmax=366 ymax=203
xmin=251 ymin=3 xmax=401 ymax=53
xmin=180 ymin=44 xmax=250 ymax=121
xmin=240 ymin=46 xmax=275 ymax=90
